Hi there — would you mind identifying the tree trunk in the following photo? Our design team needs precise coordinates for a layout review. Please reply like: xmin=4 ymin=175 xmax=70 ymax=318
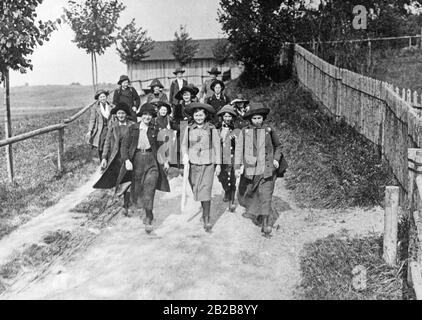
xmin=91 ymin=52 xmax=96 ymax=93
xmin=3 ymin=69 xmax=14 ymax=183
xmin=93 ymin=52 xmax=98 ymax=90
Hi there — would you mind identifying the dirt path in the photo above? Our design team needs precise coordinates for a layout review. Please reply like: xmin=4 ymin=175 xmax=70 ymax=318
xmin=0 ymin=171 xmax=384 ymax=300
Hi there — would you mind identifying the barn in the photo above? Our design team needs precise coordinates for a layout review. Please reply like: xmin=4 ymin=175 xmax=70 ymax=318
xmin=127 ymin=38 xmax=243 ymax=91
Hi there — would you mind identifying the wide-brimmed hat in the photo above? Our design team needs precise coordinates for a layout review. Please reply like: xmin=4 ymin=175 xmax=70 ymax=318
xmin=185 ymin=102 xmax=216 ymax=115
xmin=175 ymin=85 xmax=198 ymax=101
xmin=152 ymin=101 xmax=172 ymax=115
xmin=94 ymin=89 xmax=109 ymax=100
xmin=149 ymin=78 xmax=164 ymax=88
xmin=230 ymin=94 xmax=249 ymax=107
xmin=173 ymin=67 xmax=185 ymax=75
xmin=136 ymin=103 xmax=157 ymax=117
xmin=208 ymin=67 xmax=221 ymax=75
xmin=117 ymin=75 xmax=130 ymax=85
xmin=210 ymin=79 xmax=225 ymax=92
xmin=111 ymin=102 xmax=131 ymax=116
xmin=217 ymin=104 xmax=237 ymax=117
xmin=243 ymin=102 xmax=270 ymax=119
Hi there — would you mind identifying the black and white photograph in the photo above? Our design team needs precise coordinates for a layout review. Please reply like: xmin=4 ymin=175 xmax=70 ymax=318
xmin=1 ymin=0 xmax=422 ymax=303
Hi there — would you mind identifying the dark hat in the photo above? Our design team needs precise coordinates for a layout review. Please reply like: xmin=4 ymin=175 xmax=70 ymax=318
xmin=175 ymin=85 xmax=198 ymax=101
xmin=136 ymin=103 xmax=157 ymax=117
xmin=173 ymin=67 xmax=185 ymax=75
xmin=94 ymin=89 xmax=109 ymax=100
xmin=210 ymin=79 xmax=225 ymax=92
xmin=217 ymin=104 xmax=237 ymax=117
xmin=117 ymin=75 xmax=130 ymax=85
xmin=149 ymin=78 xmax=164 ymax=88
xmin=152 ymin=101 xmax=172 ymax=115
xmin=111 ymin=102 xmax=131 ymax=115
xmin=185 ymin=102 xmax=216 ymax=116
xmin=230 ymin=94 xmax=249 ymax=106
xmin=208 ymin=67 xmax=221 ymax=75
xmin=243 ymin=102 xmax=270 ymax=119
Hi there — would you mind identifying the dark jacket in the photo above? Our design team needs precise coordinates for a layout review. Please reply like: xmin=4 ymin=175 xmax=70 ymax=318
xmin=169 ymin=79 xmax=188 ymax=105
xmin=146 ymin=92 xmax=169 ymax=104
xmin=235 ymin=123 xmax=282 ymax=179
xmin=93 ymin=120 xmax=134 ymax=189
xmin=206 ymin=93 xmax=231 ymax=124
xmin=117 ymin=123 xmax=170 ymax=192
xmin=112 ymin=87 xmax=140 ymax=121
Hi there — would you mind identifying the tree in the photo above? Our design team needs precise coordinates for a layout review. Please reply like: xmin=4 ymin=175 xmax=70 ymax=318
xmin=212 ymin=38 xmax=232 ymax=66
xmin=116 ymin=18 xmax=155 ymax=78
xmin=64 ymin=0 xmax=125 ymax=92
xmin=0 ymin=0 xmax=60 ymax=182
xmin=171 ymin=25 xmax=199 ymax=67
xmin=218 ymin=0 xmax=296 ymax=86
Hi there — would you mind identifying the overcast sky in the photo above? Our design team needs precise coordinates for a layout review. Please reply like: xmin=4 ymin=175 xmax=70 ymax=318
xmin=9 ymin=0 xmax=224 ymax=87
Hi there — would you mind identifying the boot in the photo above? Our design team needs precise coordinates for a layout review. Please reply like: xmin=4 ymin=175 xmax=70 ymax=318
xmin=145 ymin=209 xmax=154 ymax=234
xmin=123 ymin=191 xmax=131 ymax=217
xmin=202 ymin=201 xmax=212 ymax=232
xmin=223 ymin=190 xmax=230 ymax=202
xmin=262 ymin=215 xmax=272 ymax=237
xmin=229 ymin=189 xmax=236 ymax=212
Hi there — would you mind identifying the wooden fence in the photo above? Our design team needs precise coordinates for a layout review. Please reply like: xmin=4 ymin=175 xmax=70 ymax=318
xmin=0 ymin=79 xmax=152 ymax=183
xmin=284 ymin=42 xmax=422 ymax=298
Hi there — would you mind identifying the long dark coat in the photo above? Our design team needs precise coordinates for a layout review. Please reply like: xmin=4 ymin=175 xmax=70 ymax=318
xmin=116 ymin=123 xmax=170 ymax=193
xmin=169 ymin=79 xmax=188 ymax=105
xmin=235 ymin=123 xmax=282 ymax=226
xmin=93 ymin=120 xmax=134 ymax=189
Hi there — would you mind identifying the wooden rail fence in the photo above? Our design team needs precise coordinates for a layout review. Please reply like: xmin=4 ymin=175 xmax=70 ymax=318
xmin=283 ymin=42 xmax=422 ymax=298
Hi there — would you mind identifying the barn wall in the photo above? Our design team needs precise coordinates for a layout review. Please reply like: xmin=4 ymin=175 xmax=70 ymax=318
xmin=129 ymin=59 xmax=241 ymax=90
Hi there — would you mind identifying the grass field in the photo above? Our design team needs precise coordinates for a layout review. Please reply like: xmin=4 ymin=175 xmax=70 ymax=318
xmin=0 ymin=108 xmax=98 ymax=240
xmin=0 ymin=84 xmax=115 ymax=121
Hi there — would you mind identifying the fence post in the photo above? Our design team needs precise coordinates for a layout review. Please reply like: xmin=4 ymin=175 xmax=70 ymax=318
xmin=3 ymin=69 xmax=14 ymax=183
xmin=383 ymin=186 xmax=399 ymax=266
xmin=57 ymin=127 xmax=64 ymax=173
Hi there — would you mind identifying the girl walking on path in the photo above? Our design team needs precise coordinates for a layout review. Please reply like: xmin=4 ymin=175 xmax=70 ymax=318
xmin=235 ymin=102 xmax=283 ymax=237
xmin=86 ymin=89 xmax=114 ymax=160
xmin=93 ymin=102 xmax=135 ymax=215
xmin=169 ymin=67 xmax=188 ymax=107
xmin=199 ymin=66 xmax=221 ymax=102
xmin=173 ymin=84 xmax=199 ymax=125
xmin=181 ymin=102 xmax=221 ymax=232
xmin=118 ymin=103 xmax=171 ymax=234
xmin=112 ymin=75 xmax=139 ymax=121
xmin=205 ymin=80 xmax=230 ymax=124
xmin=215 ymin=104 xmax=240 ymax=212
xmin=146 ymin=79 xmax=169 ymax=105
xmin=230 ymin=94 xmax=250 ymax=129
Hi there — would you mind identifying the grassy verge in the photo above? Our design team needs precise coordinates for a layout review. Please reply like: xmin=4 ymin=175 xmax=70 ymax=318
xmin=297 ymin=231 xmax=404 ymax=300
xmin=0 ymin=109 xmax=98 ymax=240
xmin=226 ymin=79 xmax=397 ymax=209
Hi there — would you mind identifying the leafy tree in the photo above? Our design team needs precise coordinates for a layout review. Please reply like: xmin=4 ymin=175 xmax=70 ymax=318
xmin=64 ymin=0 xmax=125 ymax=92
xmin=0 ymin=0 xmax=60 ymax=182
xmin=171 ymin=25 xmax=199 ymax=67
xmin=116 ymin=19 xmax=155 ymax=65
xmin=212 ymin=38 xmax=232 ymax=66
xmin=218 ymin=0 xmax=296 ymax=86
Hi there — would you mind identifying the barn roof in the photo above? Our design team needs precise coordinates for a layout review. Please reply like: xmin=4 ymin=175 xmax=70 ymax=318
xmin=142 ymin=38 xmax=228 ymax=62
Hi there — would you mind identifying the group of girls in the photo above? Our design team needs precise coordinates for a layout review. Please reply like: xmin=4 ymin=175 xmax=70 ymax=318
xmin=86 ymin=69 xmax=286 ymax=237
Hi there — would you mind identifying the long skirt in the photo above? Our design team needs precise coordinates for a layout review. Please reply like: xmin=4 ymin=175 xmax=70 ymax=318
xmin=237 ymin=173 xmax=279 ymax=227
xmin=189 ymin=163 xmax=215 ymax=201
xmin=218 ymin=165 xmax=236 ymax=192
xmin=131 ymin=151 xmax=159 ymax=210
